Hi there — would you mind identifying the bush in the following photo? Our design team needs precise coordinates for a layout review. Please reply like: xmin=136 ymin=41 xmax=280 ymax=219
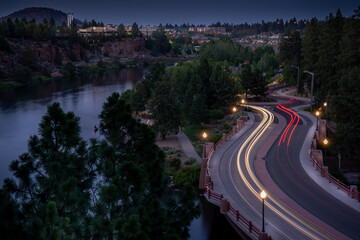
xmin=13 ymin=67 xmax=32 ymax=83
xmin=209 ymin=109 xmax=224 ymax=120
xmin=166 ymin=157 xmax=181 ymax=173
xmin=62 ymin=62 xmax=76 ymax=79
xmin=174 ymin=163 xmax=201 ymax=188
xmin=184 ymin=158 xmax=196 ymax=165
xmin=209 ymin=133 xmax=222 ymax=143
xmin=223 ymin=122 xmax=231 ymax=131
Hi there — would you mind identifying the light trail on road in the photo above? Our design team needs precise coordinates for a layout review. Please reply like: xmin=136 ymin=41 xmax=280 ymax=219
xmin=235 ymin=105 xmax=337 ymax=240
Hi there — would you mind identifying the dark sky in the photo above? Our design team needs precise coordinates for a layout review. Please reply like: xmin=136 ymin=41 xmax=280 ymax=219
xmin=0 ymin=0 xmax=359 ymax=25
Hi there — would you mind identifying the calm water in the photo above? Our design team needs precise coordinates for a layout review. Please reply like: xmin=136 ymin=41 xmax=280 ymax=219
xmin=0 ymin=68 xmax=240 ymax=239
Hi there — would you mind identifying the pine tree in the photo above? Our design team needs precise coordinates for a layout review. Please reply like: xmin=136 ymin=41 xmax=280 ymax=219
xmin=315 ymin=9 xmax=344 ymax=98
xmin=4 ymin=102 xmax=94 ymax=238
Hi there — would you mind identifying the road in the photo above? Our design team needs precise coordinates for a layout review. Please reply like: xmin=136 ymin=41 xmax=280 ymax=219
xmin=266 ymin=100 xmax=360 ymax=239
xmin=209 ymin=105 xmax=342 ymax=239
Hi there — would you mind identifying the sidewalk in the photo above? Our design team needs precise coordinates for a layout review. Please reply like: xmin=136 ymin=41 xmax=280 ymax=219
xmin=294 ymin=106 xmax=360 ymax=212
xmin=276 ymin=88 xmax=360 ymax=211
xmin=177 ymin=133 xmax=201 ymax=163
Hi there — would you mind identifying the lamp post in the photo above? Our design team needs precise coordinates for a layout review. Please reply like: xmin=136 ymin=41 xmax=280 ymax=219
xmin=324 ymin=102 xmax=327 ymax=117
xmin=315 ymin=110 xmax=320 ymax=131
xmin=323 ymin=138 xmax=328 ymax=166
xmin=260 ymin=190 xmax=267 ymax=233
xmin=202 ymin=132 xmax=207 ymax=140
xmin=304 ymin=70 xmax=314 ymax=111
xmin=232 ymin=106 xmax=237 ymax=113
xmin=291 ymin=65 xmax=300 ymax=94
xmin=241 ymin=99 xmax=245 ymax=116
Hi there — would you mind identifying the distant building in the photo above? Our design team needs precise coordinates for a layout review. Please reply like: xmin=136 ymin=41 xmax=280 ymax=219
xmin=188 ymin=26 xmax=226 ymax=34
xmin=140 ymin=25 xmax=158 ymax=37
xmin=191 ymin=34 xmax=210 ymax=44
xmin=78 ymin=26 xmax=117 ymax=37
xmin=67 ymin=13 xmax=73 ymax=27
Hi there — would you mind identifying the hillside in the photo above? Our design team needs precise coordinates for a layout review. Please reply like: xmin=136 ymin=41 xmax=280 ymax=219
xmin=0 ymin=7 xmax=82 ymax=26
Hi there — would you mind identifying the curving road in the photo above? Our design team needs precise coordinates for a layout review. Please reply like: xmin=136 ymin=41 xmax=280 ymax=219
xmin=266 ymin=101 xmax=360 ymax=239
xmin=209 ymin=105 xmax=343 ymax=239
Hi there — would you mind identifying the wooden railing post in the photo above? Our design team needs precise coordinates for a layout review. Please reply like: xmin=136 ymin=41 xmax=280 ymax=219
xmin=249 ymin=221 xmax=253 ymax=233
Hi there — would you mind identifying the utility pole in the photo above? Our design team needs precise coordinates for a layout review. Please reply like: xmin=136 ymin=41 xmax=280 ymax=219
xmin=291 ymin=65 xmax=300 ymax=94
xmin=304 ymin=70 xmax=314 ymax=111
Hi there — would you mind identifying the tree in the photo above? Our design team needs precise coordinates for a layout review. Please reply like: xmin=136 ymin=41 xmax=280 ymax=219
xmin=131 ymin=22 xmax=140 ymax=38
xmin=18 ymin=46 xmax=38 ymax=70
xmin=131 ymin=81 xmax=147 ymax=114
xmin=302 ymin=18 xmax=320 ymax=75
xmin=315 ymin=9 xmax=344 ymax=98
xmin=149 ymin=79 xmax=181 ymax=139
xmin=3 ymin=102 xmax=94 ymax=239
xmin=208 ymin=62 xmax=237 ymax=108
xmin=118 ymin=23 xmax=126 ymax=38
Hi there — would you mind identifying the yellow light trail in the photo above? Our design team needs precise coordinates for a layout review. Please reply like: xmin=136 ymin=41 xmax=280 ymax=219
xmin=236 ymin=105 xmax=336 ymax=240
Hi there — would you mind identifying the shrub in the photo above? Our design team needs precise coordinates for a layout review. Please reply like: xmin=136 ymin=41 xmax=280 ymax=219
xmin=166 ymin=157 xmax=181 ymax=173
xmin=184 ymin=158 xmax=196 ymax=165
xmin=209 ymin=133 xmax=222 ymax=143
xmin=209 ymin=109 xmax=224 ymax=120
xmin=174 ymin=163 xmax=201 ymax=188
xmin=13 ymin=67 xmax=32 ymax=83
xmin=223 ymin=122 xmax=231 ymax=131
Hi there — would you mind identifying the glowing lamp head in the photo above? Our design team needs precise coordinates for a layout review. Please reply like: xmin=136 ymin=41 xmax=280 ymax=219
xmin=260 ymin=190 xmax=267 ymax=199
xmin=323 ymin=138 xmax=328 ymax=145
xmin=315 ymin=111 xmax=320 ymax=117
xmin=324 ymin=102 xmax=327 ymax=107
xmin=241 ymin=99 xmax=245 ymax=104
xmin=202 ymin=132 xmax=207 ymax=139
xmin=232 ymin=107 xmax=237 ymax=112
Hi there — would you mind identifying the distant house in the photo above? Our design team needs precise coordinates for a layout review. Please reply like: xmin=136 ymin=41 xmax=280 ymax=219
xmin=78 ymin=26 xmax=117 ymax=36
xmin=191 ymin=34 xmax=210 ymax=44
xmin=140 ymin=25 xmax=159 ymax=37
xmin=189 ymin=26 xmax=226 ymax=34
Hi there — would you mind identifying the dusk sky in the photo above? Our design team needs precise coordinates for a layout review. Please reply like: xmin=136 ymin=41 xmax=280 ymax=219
xmin=1 ymin=0 xmax=359 ymax=25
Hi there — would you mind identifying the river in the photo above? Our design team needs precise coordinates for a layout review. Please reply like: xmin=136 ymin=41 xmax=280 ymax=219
xmin=0 ymin=68 xmax=239 ymax=239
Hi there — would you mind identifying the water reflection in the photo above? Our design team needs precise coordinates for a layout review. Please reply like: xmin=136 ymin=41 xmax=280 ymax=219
xmin=0 ymin=68 xmax=144 ymax=183
xmin=189 ymin=197 xmax=241 ymax=240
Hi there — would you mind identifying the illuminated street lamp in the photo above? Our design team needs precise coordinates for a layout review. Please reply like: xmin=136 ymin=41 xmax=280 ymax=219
xmin=241 ymin=99 xmax=245 ymax=115
xmin=232 ymin=106 xmax=237 ymax=113
xmin=315 ymin=110 xmax=320 ymax=131
xmin=323 ymin=138 xmax=328 ymax=166
xmin=324 ymin=102 xmax=327 ymax=117
xmin=260 ymin=190 xmax=267 ymax=233
xmin=202 ymin=132 xmax=207 ymax=139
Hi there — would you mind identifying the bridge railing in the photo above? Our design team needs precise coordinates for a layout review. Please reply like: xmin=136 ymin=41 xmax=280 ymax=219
xmin=309 ymin=134 xmax=360 ymax=201
xmin=203 ymin=118 xmax=272 ymax=240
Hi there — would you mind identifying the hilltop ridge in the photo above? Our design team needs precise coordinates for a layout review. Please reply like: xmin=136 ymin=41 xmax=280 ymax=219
xmin=0 ymin=7 xmax=82 ymax=26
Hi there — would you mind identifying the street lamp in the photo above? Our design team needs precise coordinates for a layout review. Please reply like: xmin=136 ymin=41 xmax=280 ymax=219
xmin=291 ymin=65 xmax=300 ymax=94
xmin=241 ymin=99 xmax=246 ymax=115
xmin=323 ymin=138 xmax=328 ymax=166
xmin=304 ymin=70 xmax=314 ymax=111
xmin=260 ymin=190 xmax=267 ymax=233
xmin=232 ymin=106 xmax=237 ymax=113
xmin=324 ymin=102 xmax=327 ymax=117
xmin=315 ymin=111 xmax=320 ymax=131
xmin=202 ymin=132 xmax=207 ymax=139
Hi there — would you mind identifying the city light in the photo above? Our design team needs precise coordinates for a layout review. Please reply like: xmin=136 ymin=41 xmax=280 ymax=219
xmin=232 ymin=107 xmax=237 ymax=112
